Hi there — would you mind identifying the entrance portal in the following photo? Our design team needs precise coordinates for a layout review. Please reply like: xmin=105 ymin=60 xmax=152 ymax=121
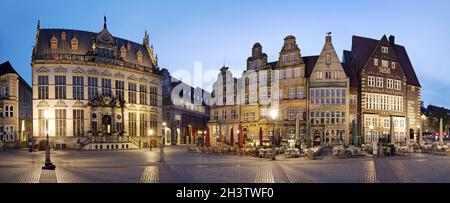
xmin=102 ymin=115 xmax=112 ymax=136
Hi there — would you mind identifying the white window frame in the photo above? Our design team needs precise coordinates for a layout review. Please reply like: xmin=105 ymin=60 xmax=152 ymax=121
xmin=382 ymin=46 xmax=389 ymax=54
xmin=382 ymin=60 xmax=389 ymax=67
xmin=374 ymin=58 xmax=378 ymax=66
xmin=294 ymin=68 xmax=301 ymax=77
xmin=285 ymin=69 xmax=292 ymax=78
xmin=288 ymin=88 xmax=295 ymax=99
xmin=368 ymin=76 xmax=376 ymax=87
xmin=376 ymin=77 xmax=383 ymax=88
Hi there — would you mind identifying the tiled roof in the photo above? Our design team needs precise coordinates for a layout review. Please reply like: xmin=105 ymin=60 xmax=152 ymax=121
xmin=34 ymin=28 xmax=154 ymax=68
xmin=0 ymin=61 xmax=31 ymax=90
xmin=350 ymin=35 xmax=420 ymax=87
xmin=303 ymin=56 xmax=320 ymax=78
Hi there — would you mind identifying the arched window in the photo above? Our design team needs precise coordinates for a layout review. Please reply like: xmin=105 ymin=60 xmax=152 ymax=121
xmin=4 ymin=106 xmax=9 ymax=117
xmin=3 ymin=85 xmax=8 ymax=97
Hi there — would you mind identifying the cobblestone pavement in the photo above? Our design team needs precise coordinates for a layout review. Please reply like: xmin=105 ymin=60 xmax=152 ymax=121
xmin=0 ymin=146 xmax=449 ymax=183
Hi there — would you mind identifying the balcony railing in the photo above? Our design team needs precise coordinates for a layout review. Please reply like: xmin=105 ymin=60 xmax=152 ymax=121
xmin=33 ymin=54 xmax=154 ymax=73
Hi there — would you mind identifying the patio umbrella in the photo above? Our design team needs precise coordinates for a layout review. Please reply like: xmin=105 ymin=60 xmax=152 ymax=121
xmin=259 ymin=127 xmax=263 ymax=147
xmin=238 ymin=123 xmax=244 ymax=148
xmin=205 ymin=127 xmax=211 ymax=147
xmin=230 ymin=127 xmax=234 ymax=146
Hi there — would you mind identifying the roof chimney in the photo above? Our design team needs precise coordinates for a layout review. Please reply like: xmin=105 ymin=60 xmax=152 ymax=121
xmin=389 ymin=35 xmax=395 ymax=45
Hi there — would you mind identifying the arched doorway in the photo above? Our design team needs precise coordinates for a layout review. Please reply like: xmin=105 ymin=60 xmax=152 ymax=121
xmin=102 ymin=115 xmax=112 ymax=136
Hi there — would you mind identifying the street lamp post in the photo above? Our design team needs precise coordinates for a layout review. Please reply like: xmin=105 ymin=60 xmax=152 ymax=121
xmin=42 ymin=110 xmax=55 ymax=170
xmin=148 ymin=129 xmax=154 ymax=151
xmin=270 ymin=109 xmax=278 ymax=161
xmin=420 ymin=115 xmax=426 ymax=145
xmin=160 ymin=122 xmax=166 ymax=162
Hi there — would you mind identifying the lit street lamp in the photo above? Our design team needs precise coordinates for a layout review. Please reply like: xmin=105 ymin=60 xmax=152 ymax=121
xmin=420 ymin=115 xmax=426 ymax=145
xmin=270 ymin=109 xmax=278 ymax=161
xmin=148 ymin=129 xmax=154 ymax=151
xmin=42 ymin=110 xmax=55 ymax=170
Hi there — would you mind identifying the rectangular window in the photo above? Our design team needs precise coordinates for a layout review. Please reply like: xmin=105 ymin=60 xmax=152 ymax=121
xmin=384 ymin=119 xmax=390 ymax=128
xmin=140 ymin=113 xmax=148 ymax=137
xmin=128 ymin=82 xmax=137 ymax=103
xmin=55 ymin=109 xmax=66 ymax=137
xmin=115 ymin=80 xmax=125 ymax=101
xmin=374 ymin=58 xmax=378 ymax=66
xmin=243 ymin=112 xmax=249 ymax=122
xmin=73 ymin=76 xmax=84 ymax=100
xmin=150 ymin=87 xmax=158 ymax=106
xmin=376 ymin=77 xmax=383 ymax=88
xmin=38 ymin=110 xmax=46 ymax=137
xmin=325 ymin=72 xmax=332 ymax=79
xmin=129 ymin=112 xmax=137 ymax=137
xmin=140 ymin=85 xmax=148 ymax=105
xmin=73 ymin=109 xmax=84 ymax=137
xmin=222 ymin=109 xmax=227 ymax=120
xmin=382 ymin=60 xmax=389 ymax=67
xmin=316 ymin=71 xmax=323 ymax=80
xmin=288 ymin=88 xmax=295 ymax=99
xmin=55 ymin=75 xmax=66 ymax=99
xmin=382 ymin=46 xmax=389 ymax=54
xmin=88 ymin=77 xmax=98 ymax=100
xmin=387 ymin=79 xmax=394 ymax=89
xmin=288 ymin=108 xmax=296 ymax=121
xmin=294 ymin=68 xmax=301 ymax=77
xmin=394 ymin=80 xmax=401 ymax=90
xmin=38 ymin=76 xmax=49 ymax=99
xmin=279 ymin=70 xmax=285 ymax=80
xmin=297 ymin=88 xmax=304 ymax=99
xmin=101 ymin=78 xmax=111 ymax=96
xmin=368 ymin=76 xmax=376 ymax=87
xmin=249 ymin=112 xmax=255 ymax=122
xmin=231 ymin=109 xmax=237 ymax=119
xmin=392 ymin=62 xmax=396 ymax=69
xmin=279 ymin=89 xmax=284 ymax=100
xmin=285 ymin=69 xmax=292 ymax=78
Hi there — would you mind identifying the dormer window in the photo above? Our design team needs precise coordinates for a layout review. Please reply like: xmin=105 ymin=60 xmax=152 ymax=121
xmin=136 ymin=50 xmax=143 ymax=63
xmin=71 ymin=36 xmax=79 ymax=50
xmin=61 ymin=31 xmax=66 ymax=40
xmin=50 ymin=35 xmax=58 ymax=49
xmin=120 ymin=46 xmax=127 ymax=59
xmin=382 ymin=46 xmax=389 ymax=54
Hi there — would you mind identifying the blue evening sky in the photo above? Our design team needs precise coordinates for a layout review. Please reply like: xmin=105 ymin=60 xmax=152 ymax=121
xmin=1 ymin=0 xmax=450 ymax=107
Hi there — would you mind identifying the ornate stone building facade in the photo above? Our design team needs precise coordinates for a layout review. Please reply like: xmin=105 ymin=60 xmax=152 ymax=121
xmin=31 ymin=18 xmax=162 ymax=150
xmin=161 ymin=69 xmax=210 ymax=145
xmin=209 ymin=36 xmax=321 ymax=147
xmin=343 ymin=35 xmax=421 ymax=144
xmin=0 ymin=61 xmax=32 ymax=148
xmin=209 ymin=34 xmax=421 ymax=147
xmin=308 ymin=34 xmax=350 ymax=146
